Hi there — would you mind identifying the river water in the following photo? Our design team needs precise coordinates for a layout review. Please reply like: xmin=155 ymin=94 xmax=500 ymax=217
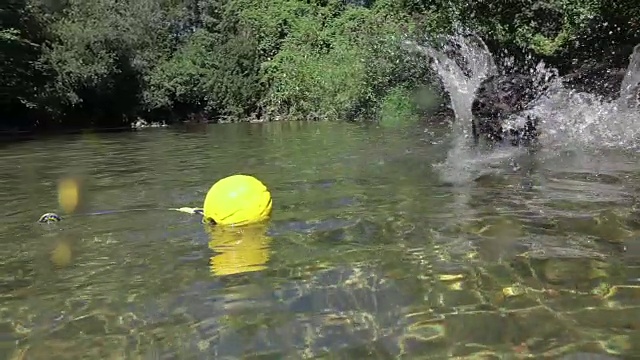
xmin=1 ymin=121 xmax=639 ymax=359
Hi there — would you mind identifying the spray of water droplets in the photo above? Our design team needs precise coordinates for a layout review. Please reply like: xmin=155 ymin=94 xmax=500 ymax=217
xmin=412 ymin=34 xmax=640 ymax=150
xmin=406 ymin=33 xmax=640 ymax=184
xmin=531 ymin=44 xmax=640 ymax=150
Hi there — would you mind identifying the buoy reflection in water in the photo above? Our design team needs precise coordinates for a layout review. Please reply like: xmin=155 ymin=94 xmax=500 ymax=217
xmin=206 ymin=224 xmax=272 ymax=276
xmin=57 ymin=176 xmax=86 ymax=214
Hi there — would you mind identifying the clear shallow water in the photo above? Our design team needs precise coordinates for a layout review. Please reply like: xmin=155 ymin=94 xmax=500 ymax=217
xmin=1 ymin=122 xmax=640 ymax=359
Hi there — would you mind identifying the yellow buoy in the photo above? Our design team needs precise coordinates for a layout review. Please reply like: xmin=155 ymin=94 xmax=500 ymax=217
xmin=203 ymin=174 xmax=272 ymax=226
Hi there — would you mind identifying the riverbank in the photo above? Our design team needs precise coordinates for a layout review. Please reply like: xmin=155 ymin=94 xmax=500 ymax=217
xmin=2 ymin=0 xmax=639 ymax=133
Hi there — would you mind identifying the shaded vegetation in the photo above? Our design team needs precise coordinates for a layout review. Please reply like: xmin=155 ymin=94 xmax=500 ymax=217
xmin=2 ymin=0 xmax=640 ymax=131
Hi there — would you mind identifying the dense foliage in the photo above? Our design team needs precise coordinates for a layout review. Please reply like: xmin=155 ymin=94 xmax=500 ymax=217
xmin=2 ymin=0 xmax=640 ymax=131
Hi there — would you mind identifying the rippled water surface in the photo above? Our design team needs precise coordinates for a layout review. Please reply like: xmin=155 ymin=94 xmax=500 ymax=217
xmin=1 ymin=122 xmax=640 ymax=359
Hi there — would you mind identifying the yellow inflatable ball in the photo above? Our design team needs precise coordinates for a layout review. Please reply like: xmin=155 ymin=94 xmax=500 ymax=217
xmin=203 ymin=174 xmax=272 ymax=226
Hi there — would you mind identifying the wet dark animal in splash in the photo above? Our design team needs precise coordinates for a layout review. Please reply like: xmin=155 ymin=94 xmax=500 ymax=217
xmin=471 ymin=73 xmax=542 ymax=146
xmin=470 ymin=68 xmax=640 ymax=146
xmin=470 ymin=44 xmax=640 ymax=147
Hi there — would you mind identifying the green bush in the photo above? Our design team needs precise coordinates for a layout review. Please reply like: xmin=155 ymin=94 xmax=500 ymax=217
xmin=378 ymin=86 xmax=420 ymax=127
xmin=38 ymin=0 xmax=176 ymax=125
xmin=2 ymin=0 xmax=640 ymax=130
xmin=256 ymin=3 xmax=433 ymax=121
xmin=260 ymin=38 xmax=368 ymax=121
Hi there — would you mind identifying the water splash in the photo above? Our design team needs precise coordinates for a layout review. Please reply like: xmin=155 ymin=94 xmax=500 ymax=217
xmin=404 ymin=34 xmax=496 ymax=139
xmin=619 ymin=43 xmax=640 ymax=111
xmin=405 ymin=34 xmax=518 ymax=183
xmin=408 ymin=33 xmax=640 ymax=159
xmin=530 ymin=44 xmax=640 ymax=150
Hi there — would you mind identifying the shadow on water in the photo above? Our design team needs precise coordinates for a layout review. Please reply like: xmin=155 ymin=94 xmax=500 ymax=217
xmin=1 ymin=119 xmax=640 ymax=359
